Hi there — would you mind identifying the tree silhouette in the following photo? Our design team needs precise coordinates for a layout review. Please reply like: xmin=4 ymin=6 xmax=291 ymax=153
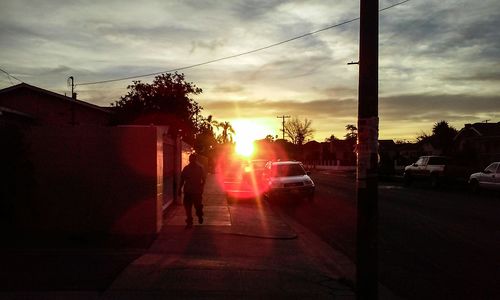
xmin=325 ymin=134 xmax=339 ymax=142
xmin=195 ymin=115 xmax=218 ymax=153
xmin=345 ymin=124 xmax=357 ymax=141
xmin=284 ymin=117 xmax=314 ymax=145
xmin=112 ymin=72 xmax=202 ymax=142
xmin=431 ymin=120 xmax=458 ymax=154
xmin=217 ymin=121 xmax=235 ymax=144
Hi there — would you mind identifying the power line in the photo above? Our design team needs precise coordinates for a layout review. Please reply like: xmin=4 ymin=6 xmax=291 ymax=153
xmin=74 ymin=0 xmax=411 ymax=87
xmin=0 ymin=68 xmax=24 ymax=84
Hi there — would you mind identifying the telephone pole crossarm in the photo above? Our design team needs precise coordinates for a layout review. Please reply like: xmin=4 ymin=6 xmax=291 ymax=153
xmin=277 ymin=115 xmax=291 ymax=140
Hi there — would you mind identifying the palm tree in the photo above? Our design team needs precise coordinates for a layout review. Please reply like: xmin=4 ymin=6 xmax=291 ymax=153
xmin=217 ymin=121 xmax=235 ymax=144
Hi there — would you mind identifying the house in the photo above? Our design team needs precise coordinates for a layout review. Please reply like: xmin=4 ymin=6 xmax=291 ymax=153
xmin=0 ymin=106 xmax=35 ymax=127
xmin=0 ymin=83 xmax=185 ymax=245
xmin=0 ymin=83 xmax=112 ymax=126
xmin=328 ymin=139 xmax=356 ymax=166
xmin=453 ymin=122 xmax=500 ymax=168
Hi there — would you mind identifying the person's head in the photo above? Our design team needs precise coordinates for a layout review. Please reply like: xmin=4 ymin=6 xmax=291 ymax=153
xmin=189 ymin=153 xmax=197 ymax=164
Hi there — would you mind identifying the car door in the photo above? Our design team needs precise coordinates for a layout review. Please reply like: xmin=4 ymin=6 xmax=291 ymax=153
xmin=491 ymin=163 xmax=500 ymax=189
xmin=415 ymin=156 xmax=429 ymax=178
xmin=494 ymin=163 xmax=500 ymax=189
xmin=480 ymin=163 xmax=498 ymax=189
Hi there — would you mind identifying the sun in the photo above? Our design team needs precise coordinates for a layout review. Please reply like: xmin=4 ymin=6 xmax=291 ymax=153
xmin=235 ymin=139 xmax=254 ymax=157
xmin=231 ymin=120 xmax=270 ymax=157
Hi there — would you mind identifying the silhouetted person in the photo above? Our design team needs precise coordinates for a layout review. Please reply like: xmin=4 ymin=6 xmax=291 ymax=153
xmin=178 ymin=153 xmax=206 ymax=229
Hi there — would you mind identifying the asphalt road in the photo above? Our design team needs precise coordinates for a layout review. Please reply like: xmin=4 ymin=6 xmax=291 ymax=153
xmin=270 ymin=171 xmax=500 ymax=300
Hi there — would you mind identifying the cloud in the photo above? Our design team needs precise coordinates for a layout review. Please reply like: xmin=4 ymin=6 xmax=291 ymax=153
xmin=190 ymin=39 xmax=227 ymax=54
xmin=445 ymin=71 xmax=500 ymax=82
xmin=211 ymin=84 xmax=245 ymax=93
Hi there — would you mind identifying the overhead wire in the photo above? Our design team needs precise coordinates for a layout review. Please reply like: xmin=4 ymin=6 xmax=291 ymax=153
xmin=0 ymin=68 xmax=24 ymax=85
xmin=54 ymin=0 xmax=411 ymax=87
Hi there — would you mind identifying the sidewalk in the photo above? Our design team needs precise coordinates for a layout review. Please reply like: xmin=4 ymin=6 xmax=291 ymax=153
xmin=105 ymin=173 xmax=355 ymax=299
xmin=0 ymin=174 xmax=356 ymax=299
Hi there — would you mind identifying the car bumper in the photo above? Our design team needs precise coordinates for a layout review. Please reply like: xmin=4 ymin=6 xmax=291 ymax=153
xmin=268 ymin=186 xmax=315 ymax=199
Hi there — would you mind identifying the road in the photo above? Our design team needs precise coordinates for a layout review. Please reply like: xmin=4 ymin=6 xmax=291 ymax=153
xmin=270 ymin=171 xmax=500 ymax=300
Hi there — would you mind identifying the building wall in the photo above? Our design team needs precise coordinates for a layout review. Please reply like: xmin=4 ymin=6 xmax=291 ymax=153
xmin=21 ymin=125 xmax=168 ymax=238
xmin=0 ymin=88 xmax=110 ymax=126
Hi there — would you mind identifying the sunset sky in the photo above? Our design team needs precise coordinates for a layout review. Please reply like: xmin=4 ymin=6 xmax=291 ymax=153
xmin=1 ymin=0 xmax=499 ymax=142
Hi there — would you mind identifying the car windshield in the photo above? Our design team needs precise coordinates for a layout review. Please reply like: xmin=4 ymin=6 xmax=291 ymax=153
xmin=272 ymin=164 xmax=306 ymax=177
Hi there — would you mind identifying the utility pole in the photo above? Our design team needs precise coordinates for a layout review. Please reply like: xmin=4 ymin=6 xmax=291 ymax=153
xmin=356 ymin=0 xmax=379 ymax=299
xmin=277 ymin=115 xmax=290 ymax=140
xmin=67 ymin=76 xmax=76 ymax=125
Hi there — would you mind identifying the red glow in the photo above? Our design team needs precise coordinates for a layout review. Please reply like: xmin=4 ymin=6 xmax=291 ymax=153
xmin=214 ymin=142 xmax=289 ymax=199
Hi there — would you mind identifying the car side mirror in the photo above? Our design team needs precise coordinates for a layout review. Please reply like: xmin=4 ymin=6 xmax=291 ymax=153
xmin=306 ymin=171 xmax=312 ymax=176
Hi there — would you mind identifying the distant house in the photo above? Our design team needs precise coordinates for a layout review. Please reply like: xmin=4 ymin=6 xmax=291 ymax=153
xmin=302 ymin=140 xmax=322 ymax=161
xmin=454 ymin=122 xmax=500 ymax=168
xmin=0 ymin=83 xmax=112 ymax=126
xmin=329 ymin=139 xmax=356 ymax=166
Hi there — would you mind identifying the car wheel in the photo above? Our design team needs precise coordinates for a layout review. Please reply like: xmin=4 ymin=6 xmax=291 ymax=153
xmin=469 ymin=179 xmax=479 ymax=193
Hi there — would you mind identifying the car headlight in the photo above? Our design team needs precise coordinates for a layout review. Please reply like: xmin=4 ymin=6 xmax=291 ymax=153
xmin=304 ymin=179 xmax=314 ymax=186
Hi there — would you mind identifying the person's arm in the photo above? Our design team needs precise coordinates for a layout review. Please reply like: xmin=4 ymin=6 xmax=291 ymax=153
xmin=201 ymin=166 xmax=207 ymax=187
xmin=178 ymin=171 xmax=185 ymax=196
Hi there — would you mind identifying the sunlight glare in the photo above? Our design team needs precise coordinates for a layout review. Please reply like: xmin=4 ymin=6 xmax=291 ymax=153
xmin=232 ymin=120 xmax=269 ymax=157
xmin=235 ymin=139 xmax=254 ymax=157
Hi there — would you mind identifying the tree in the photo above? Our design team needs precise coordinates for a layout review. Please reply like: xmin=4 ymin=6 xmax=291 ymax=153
xmin=432 ymin=120 xmax=458 ymax=154
xmin=112 ymin=72 xmax=202 ymax=142
xmin=415 ymin=120 xmax=458 ymax=154
xmin=284 ymin=117 xmax=314 ymax=146
xmin=325 ymin=134 xmax=339 ymax=142
xmin=194 ymin=115 xmax=218 ymax=153
xmin=344 ymin=124 xmax=357 ymax=141
xmin=264 ymin=134 xmax=276 ymax=142
xmin=216 ymin=121 xmax=235 ymax=144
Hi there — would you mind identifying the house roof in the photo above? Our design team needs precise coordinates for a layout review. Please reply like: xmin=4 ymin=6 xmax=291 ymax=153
xmin=379 ymin=139 xmax=396 ymax=150
xmin=455 ymin=122 xmax=500 ymax=139
xmin=0 ymin=83 xmax=112 ymax=114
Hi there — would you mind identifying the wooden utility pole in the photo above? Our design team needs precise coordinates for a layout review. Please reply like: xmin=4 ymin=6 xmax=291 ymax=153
xmin=277 ymin=115 xmax=290 ymax=140
xmin=356 ymin=0 xmax=379 ymax=299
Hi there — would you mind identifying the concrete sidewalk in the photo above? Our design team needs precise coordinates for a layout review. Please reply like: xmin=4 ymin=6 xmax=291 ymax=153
xmin=105 ymin=173 xmax=355 ymax=299
xmin=0 ymin=173 xmax=356 ymax=299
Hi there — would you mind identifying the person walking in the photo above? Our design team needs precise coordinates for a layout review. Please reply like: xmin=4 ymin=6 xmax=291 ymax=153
xmin=178 ymin=153 xmax=206 ymax=229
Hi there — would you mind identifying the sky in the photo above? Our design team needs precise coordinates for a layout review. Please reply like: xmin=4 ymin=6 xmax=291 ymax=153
xmin=1 ymin=0 xmax=499 ymax=142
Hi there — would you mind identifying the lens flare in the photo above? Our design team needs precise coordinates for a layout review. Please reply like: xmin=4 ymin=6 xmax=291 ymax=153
xmin=235 ymin=139 xmax=254 ymax=157
xmin=214 ymin=142 xmax=289 ymax=200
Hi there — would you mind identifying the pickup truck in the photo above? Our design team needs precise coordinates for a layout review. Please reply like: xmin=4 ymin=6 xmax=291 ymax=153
xmin=403 ymin=156 xmax=469 ymax=187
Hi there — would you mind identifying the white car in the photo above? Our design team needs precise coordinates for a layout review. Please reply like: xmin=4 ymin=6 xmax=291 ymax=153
xmin=469 ymin=162 xmax=500 ymax=191
xmin=263 ymin=161 xmax=315 ymax=202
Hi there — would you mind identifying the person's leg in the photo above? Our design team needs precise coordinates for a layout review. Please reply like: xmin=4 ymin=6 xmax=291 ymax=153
xmin=193 ymin=193 xmax=204 ymax=224
xmin=183 ymin=194 xmax=194 ymax=227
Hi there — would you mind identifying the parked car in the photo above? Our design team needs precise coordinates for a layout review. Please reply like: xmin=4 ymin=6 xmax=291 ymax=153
xmin=404 ymin=155 xmax=471 ymax=187
xmin=404 ymin=156 xmax=449 ymax=187
xmin=468 ymin=162 xmax=500 ymax=192
xmin=263 ymin=161 xmax=315 ymax=202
